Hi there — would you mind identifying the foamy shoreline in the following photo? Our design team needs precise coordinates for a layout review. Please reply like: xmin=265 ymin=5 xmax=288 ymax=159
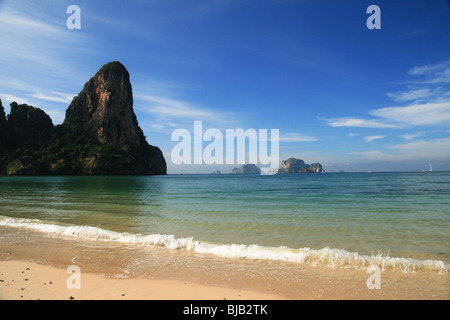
xmin=1 ymin=237 xmax=449 ymax=299
xmin=0 ymin=216 xmax=448 ymax=274
xmin=1 ymin=218 xmax=449 ymax=300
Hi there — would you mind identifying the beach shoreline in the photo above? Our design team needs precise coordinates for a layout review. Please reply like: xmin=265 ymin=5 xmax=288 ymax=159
xmin=1 ymin=224 xmax=448 ymax=300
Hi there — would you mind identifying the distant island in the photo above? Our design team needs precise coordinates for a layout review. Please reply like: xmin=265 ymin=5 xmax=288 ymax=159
xmin=276 ymin=158 xmax=324 ymax=174
xmin=0 ymin=61 xmax=167 ymax=175
xmin=229 ymin=159 xmax=324 ymax=175
xmin=231 ymin=164 xmax=261 ymax=175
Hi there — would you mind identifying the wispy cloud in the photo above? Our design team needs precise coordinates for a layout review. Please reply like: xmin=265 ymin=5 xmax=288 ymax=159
xmin=407 ymin=60 xmax=450 ymax=84
xmin=0 ymin=1 xmax=96 ymax=124
xmin=347 ymin=133 xmax=360 ymax=137
xmin=135 ymin=94 xmax=239 ymax=132
xmin=0 ymin=80 xmax=75 ymax=123
xmin=0 ymin=5 xmax=89 ymax=71
xmin=409 ymin=60 xmax=450 ymax=78
xmin=30 ymin=92 xmax=75 ymax=104
xmin=400 ymin=132 xmax=424 ymax=141
xmin=387 ymin=86 xmax=450 ymax=104
xmin=0 ymin=93 xmax=66 ymax=123
xmin=138 ymin=95 xmax=221 ymax=120
xmin=365 ymin=135 xmax=385 ymax=143
xmin=323 ymin=102 xmax=450 ymax=129
xmin=322 ymin=117 xmax=397 ymax=128
xmin=0 ymin=94 xmax=31 ymax=106
xmin=386 ymin=88 xmax=433 ymax=102
xmin=324 ymin=59 xmax=450 ymax=130
xmin=370 ymin=102 xmax=450 ymax=126
xmin=326 ymin=101 xmax=450 ymax=128
xmin=279 ymin=133 xmax=317 ymax=142
xmin=353 ymin=138 xmax=450 ymax=162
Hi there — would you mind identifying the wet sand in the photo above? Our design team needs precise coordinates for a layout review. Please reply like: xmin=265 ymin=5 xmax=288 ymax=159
xmin=0 ymin=225 xmax=448 ymax=300
xmin=0 ymin=260 xmax=284 ymax=300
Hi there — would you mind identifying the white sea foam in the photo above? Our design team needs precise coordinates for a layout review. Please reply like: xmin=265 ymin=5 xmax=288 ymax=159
xmin=1 ymin=216 xmax=448 ymax=274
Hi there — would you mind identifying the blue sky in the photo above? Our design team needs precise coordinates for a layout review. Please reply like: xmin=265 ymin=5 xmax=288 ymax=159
xmin=1 ymin=0 xmax=450 ymax=173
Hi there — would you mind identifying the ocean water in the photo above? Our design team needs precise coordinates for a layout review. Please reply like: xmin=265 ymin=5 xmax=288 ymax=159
xmin=0 ymin=172 xmax=449 ymax=274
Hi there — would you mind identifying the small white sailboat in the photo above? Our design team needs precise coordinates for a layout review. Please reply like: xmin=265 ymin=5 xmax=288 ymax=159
xmin=429 ymin=163 xmax=432 ymax=172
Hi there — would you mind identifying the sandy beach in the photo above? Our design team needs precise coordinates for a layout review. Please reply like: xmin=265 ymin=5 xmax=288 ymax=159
xmin=1 ymin=223 xmax=449 ymax=300
xmin=0 ymin=260 xmax=284 ymax=300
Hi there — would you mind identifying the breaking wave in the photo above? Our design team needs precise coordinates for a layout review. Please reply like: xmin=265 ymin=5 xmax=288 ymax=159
xmin=1 ymin=216 xmax=448 ymax=274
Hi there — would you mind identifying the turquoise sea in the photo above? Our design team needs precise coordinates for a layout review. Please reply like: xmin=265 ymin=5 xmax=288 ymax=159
xmin=0 ymin=172 xmax=449 ymax=273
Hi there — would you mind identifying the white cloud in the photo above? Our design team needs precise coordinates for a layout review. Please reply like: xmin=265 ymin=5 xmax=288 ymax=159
xmin=322 ymin=117 xmax=397 ymax=128
xmin=0 ymin=80 xmax=76 ymax=105
xmin=347 ymin=133 xmax=359 ymax=137
xmin=354 ymin=138 xmax=450 ymax=162
xmin=326 ymin=60 xmax=450 ymax=131
xmin=0 ymin=1 xmax=94 ymax=105
xmin=324 ymin=101 xmax=450 ymax=129
xmin=400 ymin=132 xmax=424 ymax=141
xmin=30 ymin=92 xmax=75 ymax=104
xmin=0 ymin=10 xmax=65 ymax=37
xmin=135 ymin=94 xmax=241 ymax=135
xmin=409 ymin=60 xmax=450 ymax=76
xmin=386 ymin=88 xmax=433 ymax=102
xmin=408 ymin=60 xmax=450 ymax=84
xmin=387 ymin=87 xmax=450 ymax=104
xmin=370 ymin=102 xmax=450 ymax=126
xmin=0 ymin=7 xmax=87 ymax=71
xmin=364 ymin=135 xmax=385 ymax=143
xmin=0 ymin=93 xmax=66 ymax=123
xmin=0 ymin=2 xmax=96 ymax=125
xmin=137 ymin=94 xmax=221 ymax=121
xmin=0 ymin=94 xmax=31 ymax=105
xmin=279 ymin=133 xmax=317 ymax=142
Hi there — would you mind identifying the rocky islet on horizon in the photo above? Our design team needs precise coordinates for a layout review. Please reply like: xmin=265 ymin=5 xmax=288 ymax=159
xmin=276 ymin=158 xmax=324 ymax=174
xmin=231 ymin=164 xmax=261 ymax=175
xmin=230 ymin=159 xmax=324 ymax=175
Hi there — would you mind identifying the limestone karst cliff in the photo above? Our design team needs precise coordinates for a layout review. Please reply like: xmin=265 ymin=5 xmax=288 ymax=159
xmin=277 ymin=158 xmax=324 ymax=174
xmin=231 ymin=164 xmax=261 ymax=175
xmin=0 ymin=62 xmax=167 ymax=175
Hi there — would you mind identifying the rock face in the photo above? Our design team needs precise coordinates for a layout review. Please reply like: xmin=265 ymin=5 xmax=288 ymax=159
xmin=231 ymin=164 xmax=261 ymax=175
xmin=0 ymin=100 xmax=6 ymax=151
xmin=277 ymin=158 xmax=309 ymax=174
xmin=5 ymin=156 xmax=42 ymax=175
xmin=0 ymin=61 xmax=167 ymax=175
xmin=65 ymin=62 xmax=141 ymax=150
xmin=309 ymin=163 xmax=323 ymax=173
xmin=277 ymin=158 xmax=324 ymax=174
xmin=5 ymin=102 xmax=55 ymax=150
xmin=0 ymin=99 xmax=6 ymax=127
xmin=62 ymin=61 xmax=166 ymax=175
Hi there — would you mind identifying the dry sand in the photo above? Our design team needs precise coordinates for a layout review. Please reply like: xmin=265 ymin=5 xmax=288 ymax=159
xmin=0 ymin=260 xmax=284 ymax=300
